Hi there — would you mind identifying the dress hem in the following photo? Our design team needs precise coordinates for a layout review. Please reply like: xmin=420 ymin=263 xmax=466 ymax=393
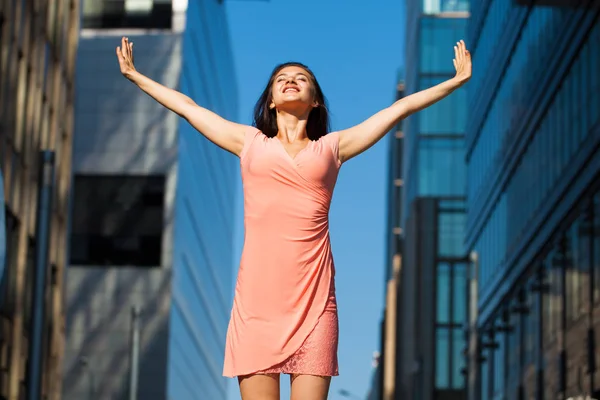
xmin=222 ymin=274 xmax=334 ymax=379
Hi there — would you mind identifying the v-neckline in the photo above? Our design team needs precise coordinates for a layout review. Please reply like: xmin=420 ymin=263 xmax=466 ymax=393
xmin=275 ymin=137 xmax=311 ymax=162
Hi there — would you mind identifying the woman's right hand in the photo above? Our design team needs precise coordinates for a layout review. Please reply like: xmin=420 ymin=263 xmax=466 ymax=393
xmin=113 ymin=35 xmax=247 ymax=156
xmin=116 ymin=36 xmax=136 ymax=79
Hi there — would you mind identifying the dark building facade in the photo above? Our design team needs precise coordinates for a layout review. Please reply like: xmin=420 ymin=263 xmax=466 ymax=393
xmin=373 ymin=1 xmax=471 ymax=399
xmin=464 ymin=1 xmax=600 ymax=399
xmin=0 ymin=0 xmax=80 ymax=399
xmin=399 ymin=0 xmax=470 ymax=398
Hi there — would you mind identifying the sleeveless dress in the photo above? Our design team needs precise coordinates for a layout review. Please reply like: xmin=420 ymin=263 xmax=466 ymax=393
xmin=223 ymin=127 xmax=341 ymax=377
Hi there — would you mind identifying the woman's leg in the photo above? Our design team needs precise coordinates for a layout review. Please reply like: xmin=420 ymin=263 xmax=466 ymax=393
xmin=289 ymin=374 xmax=331 ymax=400
xmin=238 ymin=373 xmax=280 ymax=400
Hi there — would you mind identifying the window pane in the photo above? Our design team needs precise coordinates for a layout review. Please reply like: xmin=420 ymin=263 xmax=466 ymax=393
xmin=420 ymin=17 xmax=467 ymax=74
xmin=439 ymin=210 xmax=466 ymax=257
xmin=436 ymin=328 xmax=450 ymax=388
xmin=423 ymin=0 xmax=469 ymax=13
xmin=70 ymin=175 xmax=165 ymax=267
xmin=418 ymin=137 xmax=466 ymax=198
xmin=82 ymin=0 xmax=173 ymax=29
xmin=419 ymin=78 xmax=467 ymax=135
xmin=453 ymin=263 xmax=467 ymax=324
xmin=493 ymin=317 xmax=505 ymax=394
xmin=452 ymin=328 xmax=465 ymax=389
xmin=437 ymin=262 xmax=450 ymax=323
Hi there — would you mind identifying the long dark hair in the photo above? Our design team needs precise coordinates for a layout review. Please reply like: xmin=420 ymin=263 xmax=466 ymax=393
xmin=253 ymin=62 xmax=330 ymax=140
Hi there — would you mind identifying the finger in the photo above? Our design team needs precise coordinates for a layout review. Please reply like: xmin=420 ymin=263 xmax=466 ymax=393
xmin=453 ymin=59 xmax=457 ymax=70
xmin=458 ymin=41 xmax=464 ymax=62
xmin=121 ymin=38 xmax=128 ymax=59
xmin=454 ymin=45 xmax=459 ymax=63
xmin=116 ymin=46 xmax=123 ymax=61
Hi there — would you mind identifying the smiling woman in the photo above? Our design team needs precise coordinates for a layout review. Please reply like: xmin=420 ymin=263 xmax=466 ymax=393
xmin=253 ymin=62 xmax=330 ymax=141
xmin=115 ymin=36 xmax=472 ymax=400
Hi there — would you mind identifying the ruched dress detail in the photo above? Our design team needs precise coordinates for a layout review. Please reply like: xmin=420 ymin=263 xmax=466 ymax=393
xmin=223 ymin=127 xmax=341 ymax=377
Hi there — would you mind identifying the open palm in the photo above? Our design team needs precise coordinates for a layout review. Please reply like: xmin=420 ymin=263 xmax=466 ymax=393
xmin=453 ymin=40 xmax=471 ymax=83
xmin=116 ymin=36 xmax=136 ymax=78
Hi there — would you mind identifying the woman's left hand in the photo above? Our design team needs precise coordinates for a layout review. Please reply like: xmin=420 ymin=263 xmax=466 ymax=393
xmin=453 ymin=40 xmax=472 ymax=84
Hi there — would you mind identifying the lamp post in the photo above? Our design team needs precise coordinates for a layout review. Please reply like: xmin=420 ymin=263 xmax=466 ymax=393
xmin=26 ymin=151 xmax=55 ymax=400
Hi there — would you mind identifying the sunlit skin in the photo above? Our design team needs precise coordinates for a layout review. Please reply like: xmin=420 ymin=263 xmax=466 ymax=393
xmin=116 ymin=36 xmax=471 ymax=400
xmin=268 ymin=66 xmax=319 ymax=159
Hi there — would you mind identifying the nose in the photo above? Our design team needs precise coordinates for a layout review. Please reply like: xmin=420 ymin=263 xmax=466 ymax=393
xmin=286 ymin=76 xmax=296 ymax=84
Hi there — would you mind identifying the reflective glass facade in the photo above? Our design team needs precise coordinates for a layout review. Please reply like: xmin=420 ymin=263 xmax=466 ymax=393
xmin=168 ymin=0 xmax=238 ymax=398
xmin=403 ymin=16 xmax=468 ymax=226
xmin=435 ymin=201 xmax=468 ymax=392
xmin=387 ymin=2 xmax=470 ymax=399
xmin=63 ymin=1 xmax=238 ymax=399
xmin=466 ymin=1 xmax=600 ymax=399
xmin=467 ymin=4 xmax=600 ymax=301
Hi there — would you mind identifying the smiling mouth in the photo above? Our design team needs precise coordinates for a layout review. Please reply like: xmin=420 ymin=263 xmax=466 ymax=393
xmin=283 ymin=87 xmax=299 ymax=93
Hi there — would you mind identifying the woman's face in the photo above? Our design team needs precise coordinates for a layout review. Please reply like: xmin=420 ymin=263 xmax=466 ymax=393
xmin=270 ymin=66 xmax=317 ymax=112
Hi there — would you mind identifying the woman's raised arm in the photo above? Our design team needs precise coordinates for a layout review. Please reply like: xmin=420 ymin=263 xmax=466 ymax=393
xmin=337 ymin=40 xmax=471 ymax=163
xmin=116 ymin=36 xmax=248 ymax=156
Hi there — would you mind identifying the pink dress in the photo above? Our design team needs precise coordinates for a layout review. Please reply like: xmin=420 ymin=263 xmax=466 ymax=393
xmin=223 ymin=127 xmax=341 ymax=377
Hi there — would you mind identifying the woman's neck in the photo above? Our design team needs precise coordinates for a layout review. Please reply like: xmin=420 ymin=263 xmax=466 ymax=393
xmin=275 ymin=109 xmax=310 ymax=143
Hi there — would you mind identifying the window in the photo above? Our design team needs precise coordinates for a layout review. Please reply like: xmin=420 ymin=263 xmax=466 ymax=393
xmin=493 ymin=315 xmax=505 ymax=397
xmin=419 ymin=77 xmax=467 ymax=135
xmin=82 ymin=0 xmax=173 ymax=30
xmin=423 ymin=0 xmax=470 ymax=14
xmin=438 ymin=202 xmax=466 ymax=257
xmin=507 ymin=297 xmax=519 ymax=387
xmin=523 ymin=279 xmax=536 ymax=367
xmin=70 ymin=175 xmax=164 ymax=267
xmin=563 ymin=219 xmax=588 ymax=323
xmin=437 ymin=263 xmax=451 ymax=323
xmin=435 ymin=261 xmax=468 ymax=389
xmin=418 ymin=136 xmax=466 ymax=197
xmin=420 ymin=17 xmax=468 ymax=74
xmin=436 ymin=328 xmax=450 ymax=388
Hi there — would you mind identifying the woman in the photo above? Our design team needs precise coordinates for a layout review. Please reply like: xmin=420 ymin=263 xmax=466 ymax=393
xmin=116 ymin=37 xmax=471 ymax=400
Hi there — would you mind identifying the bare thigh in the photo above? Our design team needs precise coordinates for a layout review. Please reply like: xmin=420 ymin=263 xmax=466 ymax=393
xmin=290 ymin=374 xmax=332 ymax=400
xmin=238 ymin=374 xmax=280 ymax=400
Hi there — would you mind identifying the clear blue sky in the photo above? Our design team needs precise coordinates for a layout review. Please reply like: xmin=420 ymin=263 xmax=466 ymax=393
xmin=224 ymin=1 xmax=405 ymax=398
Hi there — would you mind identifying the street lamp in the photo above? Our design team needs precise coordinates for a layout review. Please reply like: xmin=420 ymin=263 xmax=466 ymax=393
xmin=339 ymin=388 xmax=362 ymax=400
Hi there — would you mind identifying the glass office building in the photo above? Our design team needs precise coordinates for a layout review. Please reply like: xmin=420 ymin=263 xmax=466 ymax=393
xmin=375 ymin=2 xmax=470 ymax=399
xmin=465 ymin=1 xmax=600 ymax=399
xmin=0 ymin=1 xmax=80 ymax=399
xmin=63 ymin=1 xmax=239 ymax=399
